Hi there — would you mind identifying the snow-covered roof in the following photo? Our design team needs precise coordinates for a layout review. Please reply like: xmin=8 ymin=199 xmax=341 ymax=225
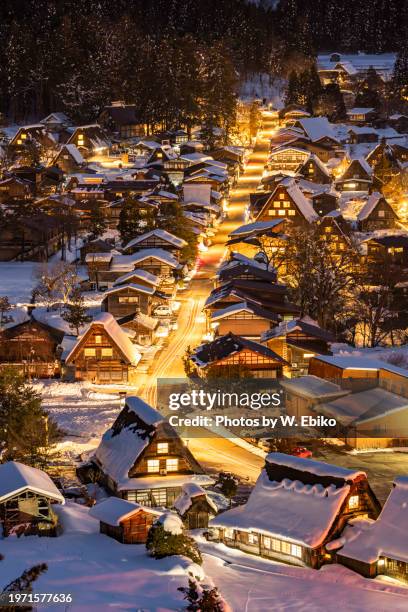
xmin=261 ymin=318 xmax=333 ymax=343
xmin=270 ymin=178 xmax=318 ymax=222
xmin=210 ymin=468 xmax=350 ymax=548
xmin=317 ymin=53 xmax=396 ymax=80
xmin=210 ymin=301 xmax=277 ymax=323
xmin=0 ymin=461 xmax=64 ymax=504
xmin=65 ymin=312 xmax=141 ymax=366
xmin=61 ymin=144 xmax=85 ymax=164
xmin=319 ymin=387 xmax=408 ymax=427
xmin=266 ymin=452 xmax=365 ymax=481
xmin=89 ymin=497 xmax=162 ymax=526
xmin=357 ymin=192 xmax=389 ymax=221
xmin=94 ymin=398 xmax=163 ymax=487
xmin=85 ymin=252 xmax=113 ymax=263
xmin=125 ymin=396 xmax=163 ymax=426
xmin=347 ymin=108 xmax=375 ymax=116
xmin=133 ymin=312 xmax=159 ymax=331
xmin=296 ymin=117 xmax=338 ymax=143
xmin=123 ymin=229 xmax=187 ymax=251
xmin=339 ymin=477 xmax=408 ymax=564
xmin=41 ymin=112 xmax=71 ymax=125
xmin=311 ymin=355 xmax=408 ymax=378
xmin=113 ymin=268 xmax=160 ymax=287
xmin=280 ymin=375 xmax=350 ymax=401
xmin=111 ymin=249 xmax=179 ymax=270
xmin=229 ymin=219 xmax=284 ymax=238
xmin=174 ymin=483 xmax=218 ymax=515
xmin=103 ymin=283 xmax=156 ymax=297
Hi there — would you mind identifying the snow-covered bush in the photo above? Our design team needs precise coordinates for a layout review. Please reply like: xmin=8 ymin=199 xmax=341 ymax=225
xmin=146 ymin=512 xmax=202 ymax=565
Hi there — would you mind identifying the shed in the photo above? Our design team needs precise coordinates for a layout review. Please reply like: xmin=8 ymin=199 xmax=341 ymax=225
xmin=0 ymin=461 xmax=64 ymax=537
xmin=174 ymin=483 xmax=217 ymax=529
xmin=89 ymin=497 xmax=162 ymax=544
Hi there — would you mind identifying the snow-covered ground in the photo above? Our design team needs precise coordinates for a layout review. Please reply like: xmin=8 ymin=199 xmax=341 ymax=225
xmin=37 ymin=381 xmax=123 ymax=458
xmin=0 ymin=262 xmax=40 ymax=304
xmin=201 ymin=540 xmax=408 ymax=612
xmin=0 ymin=503 xmax=202 ymax=612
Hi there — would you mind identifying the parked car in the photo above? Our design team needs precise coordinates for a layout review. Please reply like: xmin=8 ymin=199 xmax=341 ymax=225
xmin=153 ymin=304 xmax=172 ymax=317
xmin=290 ymin=446 xmax=312 ymax=459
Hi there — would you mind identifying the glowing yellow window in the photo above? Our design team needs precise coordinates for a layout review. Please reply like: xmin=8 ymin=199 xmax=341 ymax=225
xmin=101 ymin=348 xmax=112 ymax=357
xmin=21 ymin=133 xmax=27 ymax=140
xmin=17 ymin=139 xmax=22 ymax=145
xmin=273 ymin=201 xmax=280 ymax=208
xmin=95 ymin=335 xmax=102 ymax=343
xmin=268 ymin=210 xmax=276 ymax=216
xmin=283 ymin=202 xmax=290 ymax=208
xmin=348 ymin=495 xmax=359 ymax=509
xmin=279 ymin=193 xmax=285 ymax=200
xmin=157 ymin=442 xmax=168 ymax=454
xmin=147 ymin=459 xmax=160 ymax=473
xmin=84 ymin=348 xmax=96 ymax=357
xmin=166 ymin=458 xmax=178 ymax=472
xmin=288 ymin=210 xmax=296 ymax=216
xmin=278 ymin=209 xmax=285 ymax=216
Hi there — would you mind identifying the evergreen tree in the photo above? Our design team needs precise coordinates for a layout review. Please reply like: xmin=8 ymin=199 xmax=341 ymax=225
xmin=62 ymin=286 xmax=91 ymax=335
xmin=159 ymin=201 xmax=197 ymax=264
xmin=393 ymin=46 xmax=408 ymax=105
xmin=89 ymin=202 xmax=107 ymax=239
xmin=316 ymin=83 xmax=347 ymax=121
xmin=215 ymin=472 xmax=238 ymax=506
xmin=285 ymin=71 xmax=300 ymax=106
xmin=178 ymin=578 xmax=227 ymax=612
xmin=146 ymin=514 xmax=202 ymax=565
xmin=2 ymin=563 xmax=48 ymax=610
xmin=118 ymin=198 xmax=156 ymax=245
xmin=0 ymin=368 xmax=61 ymax=467
xmin=306 ymin=64 xmax=323 ymax=113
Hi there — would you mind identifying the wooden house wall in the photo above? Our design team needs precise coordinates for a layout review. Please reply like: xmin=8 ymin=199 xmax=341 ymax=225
xmin=129 ymin=434 xmax=194 ymax=478
xmin=0 ymin=322 xmax=60 ymax=364
xmin=0 ymin=490 xmax=59 ymax=537
xmin=360 ymin=200 xmax=397 ymax=231
xmin=256 ymin=185 xmax=309 ymax=225
xmin=211 ymin=348 xmax=283 ymax=376
xmin=267 ymin=149 xmax=309 ymax=172
xmin=67 ymin=323 xmax=136 ymax=384
xmin=100 ymin=510 xmax=156 ymax=544
xmin=217 ymin=314 xmax=272 ymax=338
xmin=103 ymin=290 xmax=151 ymax=317
xmin=181 ymin=496 xmax=215 ymax=529
xmin=125 ymin=236 xmax=181 ymax=255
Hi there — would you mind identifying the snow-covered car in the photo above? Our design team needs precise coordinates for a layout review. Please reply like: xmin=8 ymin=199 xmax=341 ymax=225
xmin=153 ymin=304 xmax=172 ymax=317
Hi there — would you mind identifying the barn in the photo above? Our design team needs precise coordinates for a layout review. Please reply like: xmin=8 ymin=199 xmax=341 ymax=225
xmin=89 ymin=497 xmax=162 ymax=544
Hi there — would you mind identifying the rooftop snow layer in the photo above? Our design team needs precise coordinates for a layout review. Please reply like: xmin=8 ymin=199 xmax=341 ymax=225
xmin=89 ymin=497 xmax=162 ymax=526
xmin=211 ymin=469 xmax=350 ymax=548
xmin=0 ymin=461 xmax=64 ymax=504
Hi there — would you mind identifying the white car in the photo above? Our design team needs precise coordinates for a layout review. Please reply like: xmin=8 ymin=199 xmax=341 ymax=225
xmin=153 ymin=304 xmax=172 ymax=317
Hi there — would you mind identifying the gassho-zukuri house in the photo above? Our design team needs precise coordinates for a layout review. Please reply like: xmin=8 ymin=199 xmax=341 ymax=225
xmin=92 ymin=396 xmax=213 ymax=507
xmin=336 ymin=476 xmax=408 ymax=584
xmin=208 ymin=453 xmax=380 ymax=568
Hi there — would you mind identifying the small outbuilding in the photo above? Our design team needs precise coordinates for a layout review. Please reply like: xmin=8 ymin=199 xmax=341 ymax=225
xmin=89 ymin=497 xmax=162 ymax=544
xmin=174 ymin=483 xmax=218 ymax=529
xmin=0 ymin=461 xmax=64 ymax=537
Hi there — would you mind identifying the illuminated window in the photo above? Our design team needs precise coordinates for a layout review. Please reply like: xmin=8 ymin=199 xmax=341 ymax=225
xmin=395 ymin=247 xmax=403 ymax=253
xmin=288 ymin=210 xmax=296 ymax=216
xmin=147 ymin=459 xmax=160 ymax=473
xmin=378 ymin=210 xmax=385 ymax=217
xmin=271 ymin=538 xmax=281 ymax=552
xmin=101 ymin=348 xmax=112 ymax=357
xmin=278 ymin=209 xmax=285 ymax=216
xmin=17 ymin=139 xmax=22 ymax=145
xmin=281 ymin=541 xmax=291 ymax=555
xmin=166 ymin=458 xmax=178 ymax=472
xmin=263 ymin=536 xmax=271 ymax=549
xmin=303 ymin=353 xmax=315 ymax=359
xmin=21 ymin=133 xmax=27 ymax=140
xmin=84 ymin=348 xmax=96 ymax=357
xmin=279 ymin=193 xmax=285 ymax=200
xmin=268 ymin=210 xmax=276 ymax=216
xmin=248 ymin=533 xmax=258 ymax=544
xmin=291 ymin=544 xmax=302 ymax=558
xmin=348 ymin=495 xmax=359 ymax=509
xmin=283 ymin=201 xmax=290 ymax=208
xmin=157 ymin=442 xmax=168 ymax=454
xmin=95 ymin=335 xmax=102 ymax=343
xmin=224 ymin=528 xmax=234 ymax=539
xmin=274 ymin=201 xmax=281 ymax=208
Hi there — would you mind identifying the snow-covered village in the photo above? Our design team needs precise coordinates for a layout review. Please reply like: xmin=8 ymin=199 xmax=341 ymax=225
xmin=1 ymin=1 xmax=408 ymax=610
